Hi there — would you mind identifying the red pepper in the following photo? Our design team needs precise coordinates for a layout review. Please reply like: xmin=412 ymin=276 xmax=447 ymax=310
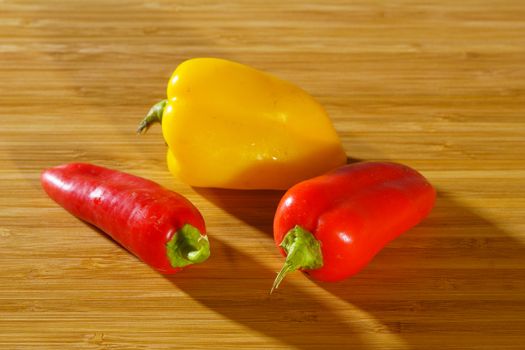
xmin=41 ymin=163 xmax=210 ymax=274
xmin=272 ymin=162 xmax=435 ymax=292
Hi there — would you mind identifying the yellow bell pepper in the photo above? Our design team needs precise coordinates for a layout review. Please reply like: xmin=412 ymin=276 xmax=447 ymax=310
xmin=138 ymin=58 xmax=346 ymax=190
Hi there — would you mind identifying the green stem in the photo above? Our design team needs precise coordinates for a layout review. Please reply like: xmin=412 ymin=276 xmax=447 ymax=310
xmin=137 ymin=99 xmax=167 ymax=134
xmin=271 ymin=226 xmax=323 ymax=294
xmin=166 ymin=224 xmax=210 ymax=268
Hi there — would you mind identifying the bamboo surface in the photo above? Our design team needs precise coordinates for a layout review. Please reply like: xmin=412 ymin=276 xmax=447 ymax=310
xmin=1 ymin=1 xmax=525 ymax=349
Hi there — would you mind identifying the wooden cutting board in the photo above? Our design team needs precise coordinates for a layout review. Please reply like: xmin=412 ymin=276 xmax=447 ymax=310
xmin=1 ymin=1 xmax=524 ymax=349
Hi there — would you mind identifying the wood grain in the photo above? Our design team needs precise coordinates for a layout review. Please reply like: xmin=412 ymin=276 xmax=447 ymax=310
xmin=1 ymin=0 xmax=524 ymax=349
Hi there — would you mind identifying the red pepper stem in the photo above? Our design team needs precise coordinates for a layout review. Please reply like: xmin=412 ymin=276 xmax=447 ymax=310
xmin=137 ymin=99 xmax=167 ymax=134
xmin=166 ymin=224 xmax=210 ymax=268
xmin=271 ymin=225 xmax=323 ymax=294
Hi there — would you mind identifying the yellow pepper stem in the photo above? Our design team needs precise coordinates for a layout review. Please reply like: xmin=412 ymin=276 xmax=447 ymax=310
xmin=137 ymin=99 xmax=167 ymax=134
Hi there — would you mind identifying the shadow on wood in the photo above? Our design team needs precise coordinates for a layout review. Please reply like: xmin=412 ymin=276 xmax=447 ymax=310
xmin=164 ymin=235 xmax=406 ymax=350
xmin=192 ymin=186 xmax=525 ymax=348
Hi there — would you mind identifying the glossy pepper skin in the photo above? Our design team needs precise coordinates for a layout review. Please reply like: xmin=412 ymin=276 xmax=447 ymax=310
xmin=138 ymin=58 xmax=346 ymax=190
xmin=41 ymin=163 xmax=210 ymax=274
xmin=272 ymin=162 xmax=435 ymax=291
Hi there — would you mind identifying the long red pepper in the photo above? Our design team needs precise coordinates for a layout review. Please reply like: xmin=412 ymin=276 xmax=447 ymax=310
xmin=272 ymin=162 xmax=435 ymax=292
xmin=41 ymin=163 xmax=210 ymax=273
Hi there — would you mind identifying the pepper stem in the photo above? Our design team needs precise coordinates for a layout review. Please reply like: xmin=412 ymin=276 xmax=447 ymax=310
xmin=137 ymin=99 xmax=167 ymax=134
xmin=271 ymin=226 xmax=323 ymax=294
xmin=166 ymin=224 xmax=210 ymax=268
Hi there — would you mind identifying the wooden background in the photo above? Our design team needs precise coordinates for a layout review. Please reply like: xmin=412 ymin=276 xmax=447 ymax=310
xmin=1 ymin=1 xmax=524 ymax=349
